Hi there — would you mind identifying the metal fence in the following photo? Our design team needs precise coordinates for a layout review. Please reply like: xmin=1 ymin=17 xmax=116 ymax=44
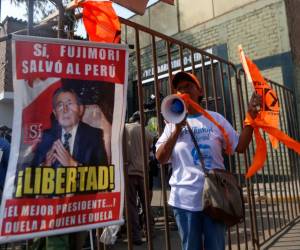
xmin=119 ymin=17 xmax=300 ymax=250
xmin=0 ymin=15 xmax=299 ymax=250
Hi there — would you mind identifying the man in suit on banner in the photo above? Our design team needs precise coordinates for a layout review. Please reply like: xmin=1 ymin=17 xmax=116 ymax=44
xmin=32 ymin=87 xmax=108 ymax=167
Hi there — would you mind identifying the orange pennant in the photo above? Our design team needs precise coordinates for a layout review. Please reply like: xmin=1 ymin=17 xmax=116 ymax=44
xmin=244 ymin=113 xmax=300 ymax=178
xmin=244 ymin=56 xmax=279 ymax=149
xmin=240 ymin=46 xmax=300 ymax=178
xmin=244 ymin=113 xmax=268 ymax=178
xmin=79 ymin=1 xmax=121 ymax=43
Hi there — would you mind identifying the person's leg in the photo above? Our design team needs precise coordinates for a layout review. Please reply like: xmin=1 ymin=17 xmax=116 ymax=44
xmin=45 ymin=235 xmax=70 ymax=250
xmin=69 ymin=231 xmax=88 ymax=250
xmin=173 ymin=207 xmax=203 ymax=250
xmin=202 ymin=213 xmax=226 ymax=250
xmin=148 ymin=170 xmax=154 ymax=204
xmin=127 ymin=175 xmax=143 ymax=243
xmin=136 ymin=176 xmax=154 ymax=237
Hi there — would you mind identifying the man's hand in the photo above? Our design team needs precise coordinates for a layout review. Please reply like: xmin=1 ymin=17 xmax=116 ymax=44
xmin=248 ymin=92 xmax=262 ymax=119
xmin=156 ymin=118 xmax=186 ymax=164
xmin=236 ymin=92 xmax=262 ymax=153
xmin=52 ymin=139 xmax=78 ymax=166
xmin=45 ymin=147 xmax=56 ymax=166
xmin=175 ymin=118 xmax=186 ymax=133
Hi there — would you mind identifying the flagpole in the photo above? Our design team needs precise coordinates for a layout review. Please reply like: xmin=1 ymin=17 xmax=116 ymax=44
xmin=238 ymin=45 xmax=253 ymax=85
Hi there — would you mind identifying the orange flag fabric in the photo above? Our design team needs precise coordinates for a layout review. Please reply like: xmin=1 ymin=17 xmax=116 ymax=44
xmin=244 ymin=53 xmax=279 ymax=148
xmin=239 ymin=46 xmax=300 ymax=178
xmin=179 ymin=94 xmax=233 ymax=155
xmin=79 ymin=0 xmax=121 ymax=43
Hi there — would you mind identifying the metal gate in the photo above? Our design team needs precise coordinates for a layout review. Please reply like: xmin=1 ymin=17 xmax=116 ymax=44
xmin=0 ymin=14 xmax=299 ymax=250
xmin=120 ymin=17 xmax=300 ymax=250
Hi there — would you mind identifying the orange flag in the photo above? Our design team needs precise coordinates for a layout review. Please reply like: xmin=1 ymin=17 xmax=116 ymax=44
xmin=78 ymin=0 xmax=121 ymax=43
xmin=239 ymin=46 xmax=300 ymax=178
xmin=243 ymin=51 xmax=279 ymax=148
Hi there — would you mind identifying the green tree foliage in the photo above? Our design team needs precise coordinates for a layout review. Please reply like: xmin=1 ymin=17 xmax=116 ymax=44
xmin=10 ymin=0 xmax=78 ymax=38
xmin=10 ymin=0 xmax=71 ymax=22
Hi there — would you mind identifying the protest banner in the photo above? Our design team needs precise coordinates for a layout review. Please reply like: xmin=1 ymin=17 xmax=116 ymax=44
xmin=0 ymin=35 xmax=128 ymax=242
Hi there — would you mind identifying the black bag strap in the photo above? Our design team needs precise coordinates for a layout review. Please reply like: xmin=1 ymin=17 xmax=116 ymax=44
xmin=186 ymin=122 xmax=207 ymax=173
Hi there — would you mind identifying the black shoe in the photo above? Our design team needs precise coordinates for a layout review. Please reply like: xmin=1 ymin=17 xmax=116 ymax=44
xmin=133 ymin=239 xmax=144 ymax=245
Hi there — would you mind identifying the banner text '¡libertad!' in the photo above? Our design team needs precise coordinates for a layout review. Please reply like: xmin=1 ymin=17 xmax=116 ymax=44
xmin=15 ymin=165 xmax=115 ymax=197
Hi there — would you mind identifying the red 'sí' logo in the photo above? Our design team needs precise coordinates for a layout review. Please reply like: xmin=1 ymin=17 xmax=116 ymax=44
xmin=23 ymin=123 xmax=42 ymax=144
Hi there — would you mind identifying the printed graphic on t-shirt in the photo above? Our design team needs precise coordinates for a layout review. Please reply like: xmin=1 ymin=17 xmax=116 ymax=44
xmin=191 ymin=144 xmax=213 ymax=168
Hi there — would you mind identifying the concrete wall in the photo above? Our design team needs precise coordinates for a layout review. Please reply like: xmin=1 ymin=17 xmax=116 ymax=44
xmin=128 ymin=0 xmax=259 ymax=36
xmin=150 ymin=2 xmax=178 ymax=35
xmin=124 ymin=10 xmax=151 ymax=48
xmin=174 ymin=0 xmax=290 ymax=67
xmin=178 ymin=0 xmax=214 ymax=31
xmin=123 ymin=1 xmax=179 ymax=49
xmin=213 ymin=0 xmax=256 ymax=16
xmin=178 ymin=0 xmax=257 ymax=30
xmin=128 ymin=0 xmax=291 ymax=84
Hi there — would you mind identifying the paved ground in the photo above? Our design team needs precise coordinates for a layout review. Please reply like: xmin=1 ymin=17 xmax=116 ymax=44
xmin=107 ymin=189 xmax=182 ymax=250
xmin=262 ymin=218 xmax=300 ymax=250
xmin=107 ymin=189 xmax=300 ymax=250
xmin=2 ymin=188 xmax=300 ymax=250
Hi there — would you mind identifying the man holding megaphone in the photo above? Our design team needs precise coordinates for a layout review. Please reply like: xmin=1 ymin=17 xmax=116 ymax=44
xmin=156 ymin=71 xmax=261 ymax=250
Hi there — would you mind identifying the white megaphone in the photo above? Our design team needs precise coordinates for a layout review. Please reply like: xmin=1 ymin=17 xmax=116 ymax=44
xmin=161 ymin=94 xmax=187 ymax=124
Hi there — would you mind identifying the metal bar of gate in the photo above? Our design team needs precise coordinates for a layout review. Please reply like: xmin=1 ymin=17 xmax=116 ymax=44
xmin=151 ymin=34 xmax=171 ymax=250
xmin=134 ymin=28 xmax=154 ymax=250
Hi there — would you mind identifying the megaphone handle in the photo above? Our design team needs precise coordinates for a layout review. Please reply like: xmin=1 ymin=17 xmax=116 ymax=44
xmin=186 ymin=122 xmax=207 ymax=173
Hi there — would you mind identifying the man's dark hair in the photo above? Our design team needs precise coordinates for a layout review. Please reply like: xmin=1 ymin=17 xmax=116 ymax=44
xmin=52 ymin=87 xmax=82 ymax=109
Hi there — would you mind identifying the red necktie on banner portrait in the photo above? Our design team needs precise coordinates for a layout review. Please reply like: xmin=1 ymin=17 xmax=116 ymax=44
xmin=78 ymin=0 xmax=121 ymax=43
xmin=239 ymin=45 xmax=300 ymax=178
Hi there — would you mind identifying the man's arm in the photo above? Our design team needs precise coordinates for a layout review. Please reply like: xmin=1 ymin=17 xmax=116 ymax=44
xmin=235 ymin=92 xmax=262 ymax=153
xmin=235 ymin=125 xmax=254 ymax=153
xmin=31 ymin=131 xmax=55 ymax=166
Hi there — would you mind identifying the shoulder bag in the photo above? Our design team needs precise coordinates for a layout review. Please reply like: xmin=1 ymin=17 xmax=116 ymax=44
xmin=186 ymin=122 xmax=244 ymax=227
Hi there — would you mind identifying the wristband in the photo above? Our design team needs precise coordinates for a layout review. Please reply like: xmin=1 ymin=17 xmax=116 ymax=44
xmin=243 ymin=112 xmax=255 ymax=127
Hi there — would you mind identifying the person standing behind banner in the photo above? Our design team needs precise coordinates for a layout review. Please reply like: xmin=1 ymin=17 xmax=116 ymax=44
xmin=155 ymin=71 xmax=262 ymax=250
xmin=124 ymin=111 xmax=153 ymax=245
xmin=146 ymin=116 xmax=159 ymax=203
xmin=0 ymin=138 xmax=10 ymax=198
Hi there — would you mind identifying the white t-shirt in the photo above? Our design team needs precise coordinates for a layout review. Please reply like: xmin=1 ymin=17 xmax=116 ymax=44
xmin=156 ymin=111 xmax=239 ymax=211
